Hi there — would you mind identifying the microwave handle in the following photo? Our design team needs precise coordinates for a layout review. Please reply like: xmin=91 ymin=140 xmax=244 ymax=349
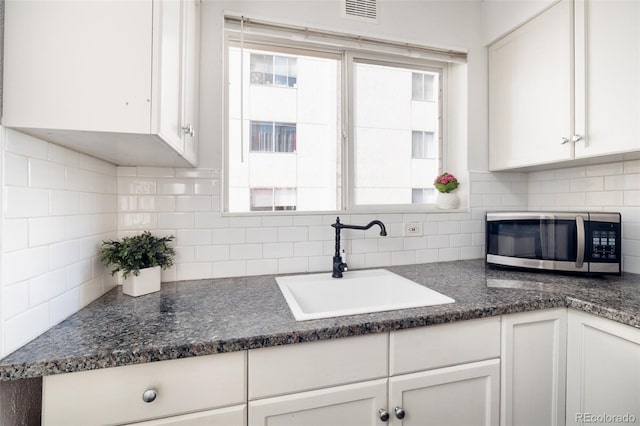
xmin=576 ymin=216 xmax=585 ymax=268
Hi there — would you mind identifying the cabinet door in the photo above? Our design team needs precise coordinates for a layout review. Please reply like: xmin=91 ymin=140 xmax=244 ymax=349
xmin=489 ymin=0 xmax=573 ymax=170
xmin=566 ymin=310 xmax=640 ymax=426
xmin=127 ymin=405 xmax=246 ymax=426
xmin=501 ymin=308 xmax=567 ymax=426
xmin=574 ymin=0 xmax=640 ymax=158
xmin=248 ymin=379 xmax=387 ymax=426
xmin=388 ymin=359 xmax=500 ymax=426
xmin=182 ymin=0 xmax=200 ymax=163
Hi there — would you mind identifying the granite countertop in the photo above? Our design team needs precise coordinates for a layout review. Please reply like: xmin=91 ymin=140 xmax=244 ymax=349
xmin=1 ymin=259 xmax=639 ymax=381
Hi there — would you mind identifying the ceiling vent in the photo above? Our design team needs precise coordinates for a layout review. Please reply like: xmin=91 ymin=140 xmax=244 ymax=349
xmin=343 ymin=0 xmax=378 ymax=23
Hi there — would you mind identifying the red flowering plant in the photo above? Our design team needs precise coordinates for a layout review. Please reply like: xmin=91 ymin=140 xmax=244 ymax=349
xmin=433 ymin=172 xmax=459 ymax=193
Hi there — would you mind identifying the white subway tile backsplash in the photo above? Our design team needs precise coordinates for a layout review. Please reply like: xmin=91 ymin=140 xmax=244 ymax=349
xmin=438 ymin=247 xmax=461 ymax=262
xmin=157 ymin=178 xmax=194 ymax=195
xmin=438 ymin=221 xmax=461 ymax=235
xmin=4 ymin=152 xmax=28 ymax=186
xmin=195 ymin=245 xmax=229 ymax=262
xmin=29 ymin=269 xmax=66 ymax=307
xmin=211 ymin=228 xmax=246 ymax=245
xmin=193 ymin=179 xmax=218 ymax=195
xmin=230 ymin=244 xmax=262 ymax=260
xmin=3 ymin=281 xmax=29 ymax=320
xmin=66 ymin=260 xmax=92 ymax=289
xmin=50 ymin=288 xmax=81 ymax=326
xmin=5 ymin=187 xmax=49 ymax=218
xmin=5 ymin=129 xmax=48 ymax=159
xmin=177 ymin=229 xmax=212 ymax=246
xmin=263 ymin=215 xmax=294 ymax=227
xmin=427 ymin=235 xmax=450 ymax=249
xmin=351 ymin=238 xmax=378 ymax=254
xmin=29 ymin=216 xmax=66 ymax=247
xmin=138 ymin=195 xmax=176 ymax=212
xmin=263 ymin=242 xmax=294 ymax=259
xmin=158 ymin=212 xmax=194 ymax=229
xmin=29 ymin=158 xmax=66 ymax=189
xmin=212 ymin=260 xmax=246 ymax=278
xmin=246 ymin=259 xmax=279 ymax=276
xmin=586 ymin=162 xmax=624 ymax=177
xmin=5 ymin=247 xmax=49 ymax=285
xmin=364 ymin=252 xmax=391 ymax=268
xmin=415 ymin=248 xmax=438 ymax=264
xmin=48 ymin=144 xmax=79 ymax=166
xmin=118 ymin=177 xmax=156 ymax=195
xmin=195 ymin=213 xmax=229 ymax=229
xmin=49 ymin=240 xmax=82 ymax=270
xmin=278 ymin=257 xmax=308 ymax=274
xmin=625 ymin=191 xmax=640 ymax=206
xmin=4 ymin=219 xmax=28 ymax=252
xmin=177 ymin=263 xmax=213 ymax=281
xmin=585 ymin=191 xmax=623 ymax=207
xmin=176 ymin=196 xmax=212 ymax=212
xmin=293 ymin=241 xmax=323 ymax=257
xmin=246 ymin=228 xmax=279 ymax=244
xmin=391 ymin=250 xmax=416 ymax=266
xmin=278 ymin=227 xmax=308 ymax=242
xmin=229 ymin=216 xmax=263 ymax=228
xmin=403 ymin=237 xmax=427 ymax=250
xmin=4 ymin=303 xmax=50 ymax=355
xmin=136 ymin=167 xmax=175 ymax=178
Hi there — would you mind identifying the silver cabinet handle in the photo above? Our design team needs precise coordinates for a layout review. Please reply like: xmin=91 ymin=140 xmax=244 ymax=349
xmin=378 ymin=408 xmax=390 ymax=422
xmin=142 ymin=389 xmax=157 ymax=403
xmin=560 ymin=137 xmax=570 ymax=144
xmin=576 ymin=215 xmax=585 ymax=268
xmin=394 ymin=406 xmax=406 ymax=419
xmin=572 ymin=134 xmax=584 ymax=142
xmin=182 ymin=124 xmax=194 ymax=138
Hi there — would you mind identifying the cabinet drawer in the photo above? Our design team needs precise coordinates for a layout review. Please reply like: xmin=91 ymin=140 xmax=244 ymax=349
xmin=43 ymin=352 xmax=246 ymax=426
xmin=248 ymin=333 xmax=388 ymax=399
xmin=390 ymin=316 xmax=501 ymax=375
xmin=127 ymin=404 xmax=247 ymax=426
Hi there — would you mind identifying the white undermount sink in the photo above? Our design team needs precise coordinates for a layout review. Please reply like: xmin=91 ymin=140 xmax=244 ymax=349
xmin=276 ymin=269 xmax=455 ymax=321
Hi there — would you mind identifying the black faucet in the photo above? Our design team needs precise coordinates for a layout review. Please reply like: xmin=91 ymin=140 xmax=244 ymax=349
xmin=331 ymin=216 xmax=387 ymax=278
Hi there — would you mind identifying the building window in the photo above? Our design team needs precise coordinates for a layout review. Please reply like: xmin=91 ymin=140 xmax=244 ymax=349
xmin=250 ymin=188 xmax=297 ymax=211
xmin=412 ymin=131 xmax=436 ymax=159
xmin=250 ymin=53 xmax=297 ymax=88
xmin=412 ymin=72 xmax=435 ymax=102
xmin=250 ymin=121 xmax=296 ymax=153
xmin=412 ymin=188 xmax=435 ymax=204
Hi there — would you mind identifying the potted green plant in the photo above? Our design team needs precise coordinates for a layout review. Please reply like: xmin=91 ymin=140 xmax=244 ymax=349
xmin=100 ymin=231 xmax=175 ymax=297
xmin=433 ymin=172 xmax=460 ymax=209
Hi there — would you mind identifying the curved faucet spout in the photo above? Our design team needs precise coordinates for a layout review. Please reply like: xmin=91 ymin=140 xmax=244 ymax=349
xmin=331 ymin=217 xmax=387 ymax=278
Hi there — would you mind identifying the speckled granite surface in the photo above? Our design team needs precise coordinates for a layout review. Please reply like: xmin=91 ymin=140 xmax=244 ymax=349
xmin=1 ymin=260 xmax=639 ymax=381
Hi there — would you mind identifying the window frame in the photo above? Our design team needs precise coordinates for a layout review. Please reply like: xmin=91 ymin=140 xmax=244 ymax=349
xmin=223 ymin=20 xmax=458 ymax=215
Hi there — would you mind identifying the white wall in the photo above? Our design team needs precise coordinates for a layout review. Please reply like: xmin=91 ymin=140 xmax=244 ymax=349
xmin=482 ymin=0 xmax=556 ymax=44
xmin=1 ymin=129 xmax=117 ymax=356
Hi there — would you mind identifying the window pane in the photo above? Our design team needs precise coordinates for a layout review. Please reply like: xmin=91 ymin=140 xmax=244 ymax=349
xmin=423 ymin=74 xmax=435 ymax=102
xmin=411 ymin=73 xmax=423 ymax=100
xmin=250 ymin=121 xmax=273 ymax=152
xmin=411 ymin=188 xmax=423 ymax=204
xmin=250 ymin=188 xmax=273 ymax=211
xmin=354 ymin=62 xmax=440 ymax=206
xmin=228 ymin=46 xmax=340 ymax=212
xmin=275 ymin=123 xmax=296 ymax=152
xmin=275 ymin=187 xmax=297 ymax=208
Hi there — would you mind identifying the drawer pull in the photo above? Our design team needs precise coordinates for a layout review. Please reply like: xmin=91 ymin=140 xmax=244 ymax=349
xmin=394 ymin=406 xmax=406 ymax=419
xmin=142 ymin=389 xmax=157 ymax=403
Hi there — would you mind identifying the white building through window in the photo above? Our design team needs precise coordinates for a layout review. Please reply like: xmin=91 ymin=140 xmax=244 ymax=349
xmin=250 ymin=188 xmax=297 ymax=211
xmin=412 ymin=188 xmax=436 ymax=204
xmin=225 ymin=17 xmax=462 ymax=213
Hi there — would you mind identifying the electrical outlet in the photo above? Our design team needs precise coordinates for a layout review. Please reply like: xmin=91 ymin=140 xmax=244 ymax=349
xmin=404 ymin=222 xmax=422 ymax=236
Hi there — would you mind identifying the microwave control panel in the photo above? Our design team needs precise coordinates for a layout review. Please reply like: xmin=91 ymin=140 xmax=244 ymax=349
xmin=589 ymin=222 xmax=621 ymax=261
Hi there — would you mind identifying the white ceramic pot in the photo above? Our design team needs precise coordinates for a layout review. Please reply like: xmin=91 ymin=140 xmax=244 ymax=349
xmin=436 ymin=192 xmax=460 ymax=209
xmin=122 ymin=266 xmax=161 ymax=297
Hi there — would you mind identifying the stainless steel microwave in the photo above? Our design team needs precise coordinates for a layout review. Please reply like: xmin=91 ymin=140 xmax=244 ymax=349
xmin=486 ymin=212 xmax=621 ymax=274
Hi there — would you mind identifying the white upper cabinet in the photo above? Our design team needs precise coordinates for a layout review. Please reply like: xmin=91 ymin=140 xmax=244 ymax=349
xmin=489 ymin=0 xmax=640 ymax=171
xmin=2 ymin=0 xmax=199 ymax=167
xmin=573 ymin=0 xmax=640 ymax=159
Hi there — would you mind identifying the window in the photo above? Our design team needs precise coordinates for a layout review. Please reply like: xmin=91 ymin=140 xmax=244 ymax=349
xmin=225 ymin=17 xmax=465 ymax=212
xmin=412 ymin=72 xmax=435 ymax=102
xmin=250 ymin=188 xmax=297 ymax=211
xmin=412 ymin=188 xmax=436 ymax=204
xmin=250 ymin=53 xmax=297 ymax=87
xmin=250 ymin=121 xmax=296 ymax=153
xmin=412 ymin=131 xmax=436 ymax=159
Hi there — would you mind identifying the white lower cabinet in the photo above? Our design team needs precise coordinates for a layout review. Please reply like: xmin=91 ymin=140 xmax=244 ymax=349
xmin=501 ymin=308 xmax=567 ymax=426
xmin=389 ymin=359 xmax=500 ymax=426
xmin=566 ymin=310 xmax=640 ymax=426
xmin=42 ymin=352 xmax=246 ymax=426
xmin=128 ymin=405 xmax=246 ymax=426
xmin=248 ymin=379 xmax=388 ymax=426
xmin=247 ymin=317 xmax=502 ymax=426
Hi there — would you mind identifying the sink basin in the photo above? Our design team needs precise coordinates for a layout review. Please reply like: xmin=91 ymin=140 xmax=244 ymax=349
xmin=276 ymin=269 xmax=455 ymax=321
